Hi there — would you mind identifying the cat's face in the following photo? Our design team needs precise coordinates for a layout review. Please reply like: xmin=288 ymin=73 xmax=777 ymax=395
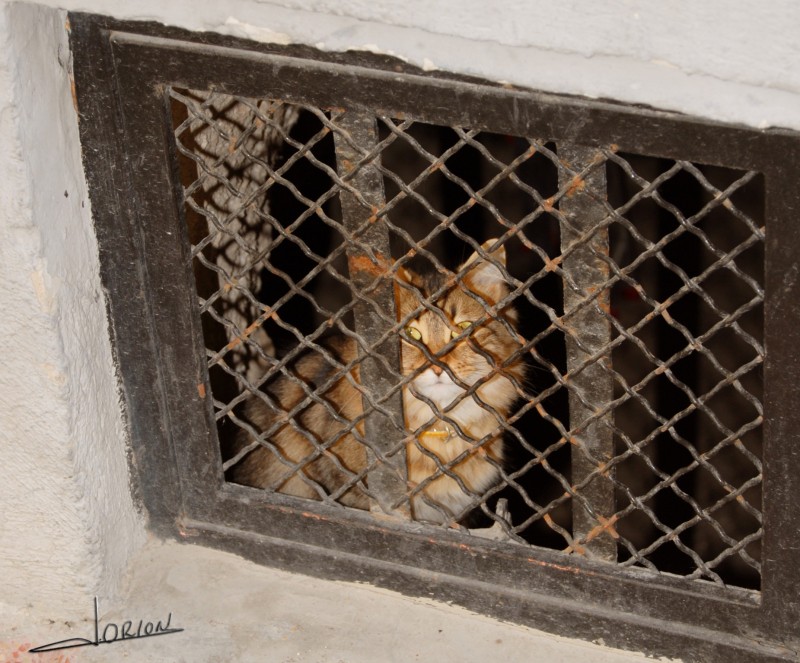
xmin=395 ymin=240 xmax=523 ymax=420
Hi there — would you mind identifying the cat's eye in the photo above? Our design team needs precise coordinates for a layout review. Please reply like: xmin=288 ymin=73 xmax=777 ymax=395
xmin=451 ymin=321 xmax=473 ymax=339
xmin=405 ymin=326 xmax=422 ymax=341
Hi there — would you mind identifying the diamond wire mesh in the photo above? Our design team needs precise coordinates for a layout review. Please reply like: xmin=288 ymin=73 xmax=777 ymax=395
xmin=170 ymin=88 xmax=764 ymax=589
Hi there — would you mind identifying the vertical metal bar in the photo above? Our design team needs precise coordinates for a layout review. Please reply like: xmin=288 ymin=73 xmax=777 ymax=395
xmin=559 ymin=145 xmax=617 ymax=560
xmin=333 ymin=110 xmax=409 ymax=518
xmin=760 ymin=138 xmax=800 ymax=640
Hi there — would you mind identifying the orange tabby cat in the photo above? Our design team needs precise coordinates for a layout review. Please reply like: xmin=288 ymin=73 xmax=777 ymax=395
xmin=231 ymin=239 xmax=525 ymax=524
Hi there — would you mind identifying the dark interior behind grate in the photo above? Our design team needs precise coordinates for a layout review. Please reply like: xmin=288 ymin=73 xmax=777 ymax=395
xmin=171 ymin=90 xmax=764 ymax=589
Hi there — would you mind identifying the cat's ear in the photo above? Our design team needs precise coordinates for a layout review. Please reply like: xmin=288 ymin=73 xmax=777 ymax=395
xmin=460 ymin=239 xmax=508 ymax=304
xmin=396 ymin=266 xmax=413 ymax=283
xmin=394 ymin=265 xmax=423 ymax=318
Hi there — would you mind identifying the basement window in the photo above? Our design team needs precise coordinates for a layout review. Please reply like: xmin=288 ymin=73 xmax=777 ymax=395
xmin=71 ymin=13 xmax=800 ymax=662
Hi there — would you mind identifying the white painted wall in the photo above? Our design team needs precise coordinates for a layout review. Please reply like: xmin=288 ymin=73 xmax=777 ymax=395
xmin=0 ymin=2 xmax=145 ymax=619
xmin=8 ymin=0 xmax=800 ymax=129
xmin=0 ymin=0 xmax=797 ymax=626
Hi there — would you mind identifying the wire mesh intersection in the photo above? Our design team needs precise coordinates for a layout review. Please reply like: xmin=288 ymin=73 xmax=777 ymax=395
xmin=171 ymin=88 xmax=764 ymax=589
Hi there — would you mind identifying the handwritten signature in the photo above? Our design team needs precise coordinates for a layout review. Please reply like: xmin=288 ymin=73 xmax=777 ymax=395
xmin=29 ymin=598 xmax=183 ymax=653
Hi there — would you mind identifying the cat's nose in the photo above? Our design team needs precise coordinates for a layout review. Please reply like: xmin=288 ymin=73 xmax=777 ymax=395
xmin=432 ymin=365 xmax=443 ymax=376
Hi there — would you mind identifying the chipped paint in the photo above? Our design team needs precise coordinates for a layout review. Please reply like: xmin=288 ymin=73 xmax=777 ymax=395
xmin=421 ymin=58 xmax=437 ymax=72
xmin=355 ymin=43 xmax=409 ymax=63
xmin=222 ymin=17 xmax=292 ymax=45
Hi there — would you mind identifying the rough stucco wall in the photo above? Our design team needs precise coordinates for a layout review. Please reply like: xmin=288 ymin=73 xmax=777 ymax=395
xmin=0 ymin=2 xmax=145 ymax=618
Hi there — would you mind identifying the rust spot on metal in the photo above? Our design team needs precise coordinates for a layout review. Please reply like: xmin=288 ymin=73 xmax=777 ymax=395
xmin=534 ymin=402 xmax=550 ymax=418
xmin=301 ymin=511 xmax=325 ymax=521
xmin=525 ymin=557 xmax=583 ymax=575
xmin=542 ymin=196 xmax=555 ymax=212
xmin=224 ymin=317 xmax=267 ymax=352
xmin=584 ymin=514 xmax=620 ymax=542
xmin=176 ymin=515 xmax=200 ymax=538
xmin=563 ymin=541 xmax=587 ymax=556
xmin=367 ymin=205 xmax=381 ymax=223
xmin=197 ymin=383 xmax=206 ymax=399
xmin=543 ymin=516 xmax=587 ymax=559
xmin=566 ymin=176 xmax=586 ymax=198
xmin=543 ymin=255 xmax=562 ymax=272
xmin=348 ymin=252 xmax=392 ymax=278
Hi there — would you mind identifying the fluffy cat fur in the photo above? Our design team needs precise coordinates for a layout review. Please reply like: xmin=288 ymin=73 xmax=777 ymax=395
xmin=230 ymin=239 xmax=525 ymax=524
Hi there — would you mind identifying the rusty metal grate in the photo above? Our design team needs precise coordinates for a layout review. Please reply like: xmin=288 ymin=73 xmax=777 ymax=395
xmin=170 ymin=88 xmax=764 ymax=589
xmin=72 ymin=14 xmax=800 ymax=660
